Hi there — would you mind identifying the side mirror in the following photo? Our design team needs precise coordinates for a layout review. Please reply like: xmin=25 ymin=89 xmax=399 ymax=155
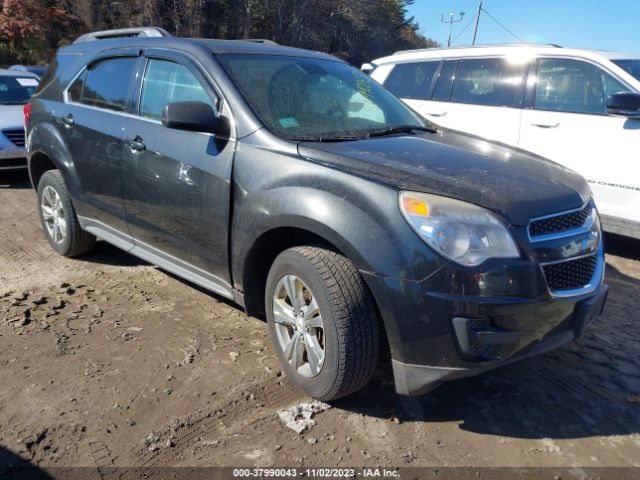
xmin=162 ymin=101 xmax=230 ymax=136
xmin=606 ymin=92 xmax=640 ymax=118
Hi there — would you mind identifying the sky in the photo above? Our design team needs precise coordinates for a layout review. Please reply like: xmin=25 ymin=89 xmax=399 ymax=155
xmin=406 ymin=0 xmax=640 ymax=54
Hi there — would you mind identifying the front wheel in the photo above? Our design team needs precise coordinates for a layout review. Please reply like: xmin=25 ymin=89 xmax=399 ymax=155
xmin=37 ymin=170 xmax=96 ymax=257
xmin=265 ymin=246 xmax=380 ymax=400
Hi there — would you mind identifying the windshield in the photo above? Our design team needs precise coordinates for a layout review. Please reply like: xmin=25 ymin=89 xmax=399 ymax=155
xmin=218 ymin=54 xmax=429 ymax=141
xmin=613 ymin=59 xmax=640 ymax=82
xmin=0 ymin=75 xmax=38 ymax=105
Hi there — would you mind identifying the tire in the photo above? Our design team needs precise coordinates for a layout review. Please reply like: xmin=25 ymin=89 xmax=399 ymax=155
xmin=265 ymin=246 xmax=380 ymax=400
xmin=37 ymin=170 xmax=96 ymax=257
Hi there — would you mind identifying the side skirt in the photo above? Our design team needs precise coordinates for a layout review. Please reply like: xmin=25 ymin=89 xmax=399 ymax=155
xmin=78 ymin=216 xmax=236 ymax=301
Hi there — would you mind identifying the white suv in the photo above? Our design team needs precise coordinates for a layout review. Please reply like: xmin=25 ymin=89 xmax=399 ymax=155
xmin=369 ymin=45 xmax=640 ymax=239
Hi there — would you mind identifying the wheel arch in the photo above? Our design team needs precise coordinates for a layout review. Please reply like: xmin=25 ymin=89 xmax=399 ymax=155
xmin=27 ymin=121 xmax=79 ymax=193
xmin=241 ymin=224 xmax=359 ymax=319
xmin=240 ymin=224 xmax=391 ymax=362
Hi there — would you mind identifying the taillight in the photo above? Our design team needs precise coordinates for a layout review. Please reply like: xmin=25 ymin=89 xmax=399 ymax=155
xmin=24 ymin=102 xmax=31 ymax=131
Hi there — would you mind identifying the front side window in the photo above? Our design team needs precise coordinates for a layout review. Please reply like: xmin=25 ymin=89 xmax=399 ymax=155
xmin=79 ymin=57 xmax=137 ymax=112
xmin=450 ymin=58 xmax=526 ymax=107
xmin=140 ymin=59 xmax=216 ymax=120
xmin=218 ymin=54 xmax=426 ymax=141
xmin=383 ymin=61 xmax=439 ymax=100
xmin=0 ymin=75 xmax=38 ymax=105
xmin=534 ymin=58 xmax=629 ymax=115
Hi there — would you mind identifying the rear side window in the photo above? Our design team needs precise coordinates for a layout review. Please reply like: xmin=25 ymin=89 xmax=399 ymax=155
xmin=450 ymin=58 xmax=526 ymax=107
xmin=431 ymin=60 xmax=457 ymax=101
xmin=383 ymin=61 xmax=439 ymax=99
xmin=75 ymin=57 xmax=137 ymax=112
xmin=139 ymin=59 xmax=216 ymax=120
xmin=68 ymin=71 xmax=85 ymax=102
xmin=534 ymin=58 xmax=630 ymax=115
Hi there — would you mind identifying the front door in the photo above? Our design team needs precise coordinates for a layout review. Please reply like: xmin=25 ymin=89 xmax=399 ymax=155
xmin=122 ymin=53 xmax=235 ymax=288
xmin=519 ymin=57 xmax=640 ymax=225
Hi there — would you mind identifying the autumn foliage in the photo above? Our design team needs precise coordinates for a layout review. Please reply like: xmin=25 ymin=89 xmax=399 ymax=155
xmin=0 ymin=0 xmax=437 ymax=67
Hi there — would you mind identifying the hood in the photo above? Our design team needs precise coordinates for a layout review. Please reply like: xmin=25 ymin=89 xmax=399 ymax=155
xmin=0 ymin=105 xmax=25 ymax=130
xmin=298 ymin=130 xmax=590 ymax=226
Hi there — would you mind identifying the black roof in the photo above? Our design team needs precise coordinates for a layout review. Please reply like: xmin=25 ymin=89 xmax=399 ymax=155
xmin=60 ymin=36 xmax=341 ymax=62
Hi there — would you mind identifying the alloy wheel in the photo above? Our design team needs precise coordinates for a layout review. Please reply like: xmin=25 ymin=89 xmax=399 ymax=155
xmin=272 ymin=274 xmax=325 ymax=378
xmin=41 ymin=185 xmax=67 ymax=244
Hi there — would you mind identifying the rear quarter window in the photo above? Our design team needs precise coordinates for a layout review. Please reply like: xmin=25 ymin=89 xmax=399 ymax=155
xmin=383 ymin=61 xmax=440 ymax=100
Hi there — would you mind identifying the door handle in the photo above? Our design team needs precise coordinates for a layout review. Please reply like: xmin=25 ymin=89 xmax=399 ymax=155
xmin=530 ymin=119 xmax=560 ymax=128
xmin=423 ymin=110 xmax=447 ymax=117
xmin=60 ymin=114 xmax=75 ymax=126
xmin=124 ymin=136 xmax=146 ymax=152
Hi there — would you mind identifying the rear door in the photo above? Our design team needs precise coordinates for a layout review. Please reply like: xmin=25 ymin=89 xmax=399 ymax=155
xmin=422 ymin=57 xmax=527 ymax=146
xmin=60 ymin=53 xmax=139 ymax=239
xmin=122 ymin=50 xmax=235 ymax=290
xmin=519 ymin=57 xmax=640 ymax=225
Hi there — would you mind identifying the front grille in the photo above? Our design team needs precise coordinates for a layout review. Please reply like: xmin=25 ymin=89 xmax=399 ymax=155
xmin=2 ymin=129 xmax=26 ymax=147
xmin=529 ymin=203 xmax=592 ymax=237
xmin=543 ymin=255 xmax=597 ymax=291
xmin=0 ymin=158 xmax=27 ymax=168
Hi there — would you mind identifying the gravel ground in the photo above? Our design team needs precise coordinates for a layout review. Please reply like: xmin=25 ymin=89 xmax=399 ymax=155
xmin=0 ymin=170 xmax=639 ymax=475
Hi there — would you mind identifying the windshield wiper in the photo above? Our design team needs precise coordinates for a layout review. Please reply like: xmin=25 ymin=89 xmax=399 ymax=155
xmin=366 ymin=125 xmax=437 ymax=138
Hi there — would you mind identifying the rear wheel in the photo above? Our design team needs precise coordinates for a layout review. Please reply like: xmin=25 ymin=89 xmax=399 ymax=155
xmin=265 ymin=246 xmax=380 ymax=400
xmin=37 ymin=170 xmax=96 ymax=257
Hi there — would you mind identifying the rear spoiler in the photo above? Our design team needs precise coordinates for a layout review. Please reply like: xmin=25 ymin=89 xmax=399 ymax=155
xmin=73 ymin=27 xmax=172 ymax=44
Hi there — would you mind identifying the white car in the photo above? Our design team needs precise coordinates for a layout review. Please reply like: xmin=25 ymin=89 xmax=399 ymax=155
xmin=0 ymin=69 xmax=39 ymax=171
xmin=369 ymin=44 xmax=640 ymax=239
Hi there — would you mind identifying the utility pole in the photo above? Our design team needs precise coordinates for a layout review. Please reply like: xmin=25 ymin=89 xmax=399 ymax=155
xmin=441 ymin=11 xmax=465 ymax=47
xmin=472 ymin=1 xmax=483 ymax=45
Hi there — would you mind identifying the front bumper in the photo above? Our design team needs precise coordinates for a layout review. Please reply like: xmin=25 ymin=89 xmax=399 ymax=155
xmin=361 ymin=228 xmax=607 ymax=396
xmin=391 ymin=283 xmax=608 ymax=395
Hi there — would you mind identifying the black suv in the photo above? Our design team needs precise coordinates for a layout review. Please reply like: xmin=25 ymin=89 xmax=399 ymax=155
xmin=26 ymin=28 xmax=608 ymax=400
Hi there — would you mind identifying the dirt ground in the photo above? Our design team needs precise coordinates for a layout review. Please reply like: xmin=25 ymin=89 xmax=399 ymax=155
xmin=1 ymin=170 xmax=639 ymax=475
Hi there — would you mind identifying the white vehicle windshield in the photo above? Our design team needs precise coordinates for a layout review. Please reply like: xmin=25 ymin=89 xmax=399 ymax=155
xmin=613 ymin=59 xmax=640 ymax=82
xmin=0 ymin=75 xmax=38 ymax=105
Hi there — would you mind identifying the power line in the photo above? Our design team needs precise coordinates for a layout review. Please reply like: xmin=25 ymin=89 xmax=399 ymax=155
xmin=440 ymin=11 xmax=466 ymax=47
xmin=480 ymin=7 xmax=527 ymax=43
xmin=451 ymin=11 xmax=478 ymax=45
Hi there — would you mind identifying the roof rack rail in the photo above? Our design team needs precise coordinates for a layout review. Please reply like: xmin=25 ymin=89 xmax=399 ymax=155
xmin=393 ymin=43 xmax=562 ymax=55
xmin=237 ymin=39 xmax=278 ymax=45
xmin=73 ymin=27 xmax=172 ymax=44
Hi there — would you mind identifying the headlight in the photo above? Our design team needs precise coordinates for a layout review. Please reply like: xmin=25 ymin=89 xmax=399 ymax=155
xmin=399 ymin=192 xmax=520 ymax=267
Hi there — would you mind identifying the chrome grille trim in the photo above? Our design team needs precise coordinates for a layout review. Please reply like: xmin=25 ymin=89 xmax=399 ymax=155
xmin=528 ymin=201 xmax=596 ymax=243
